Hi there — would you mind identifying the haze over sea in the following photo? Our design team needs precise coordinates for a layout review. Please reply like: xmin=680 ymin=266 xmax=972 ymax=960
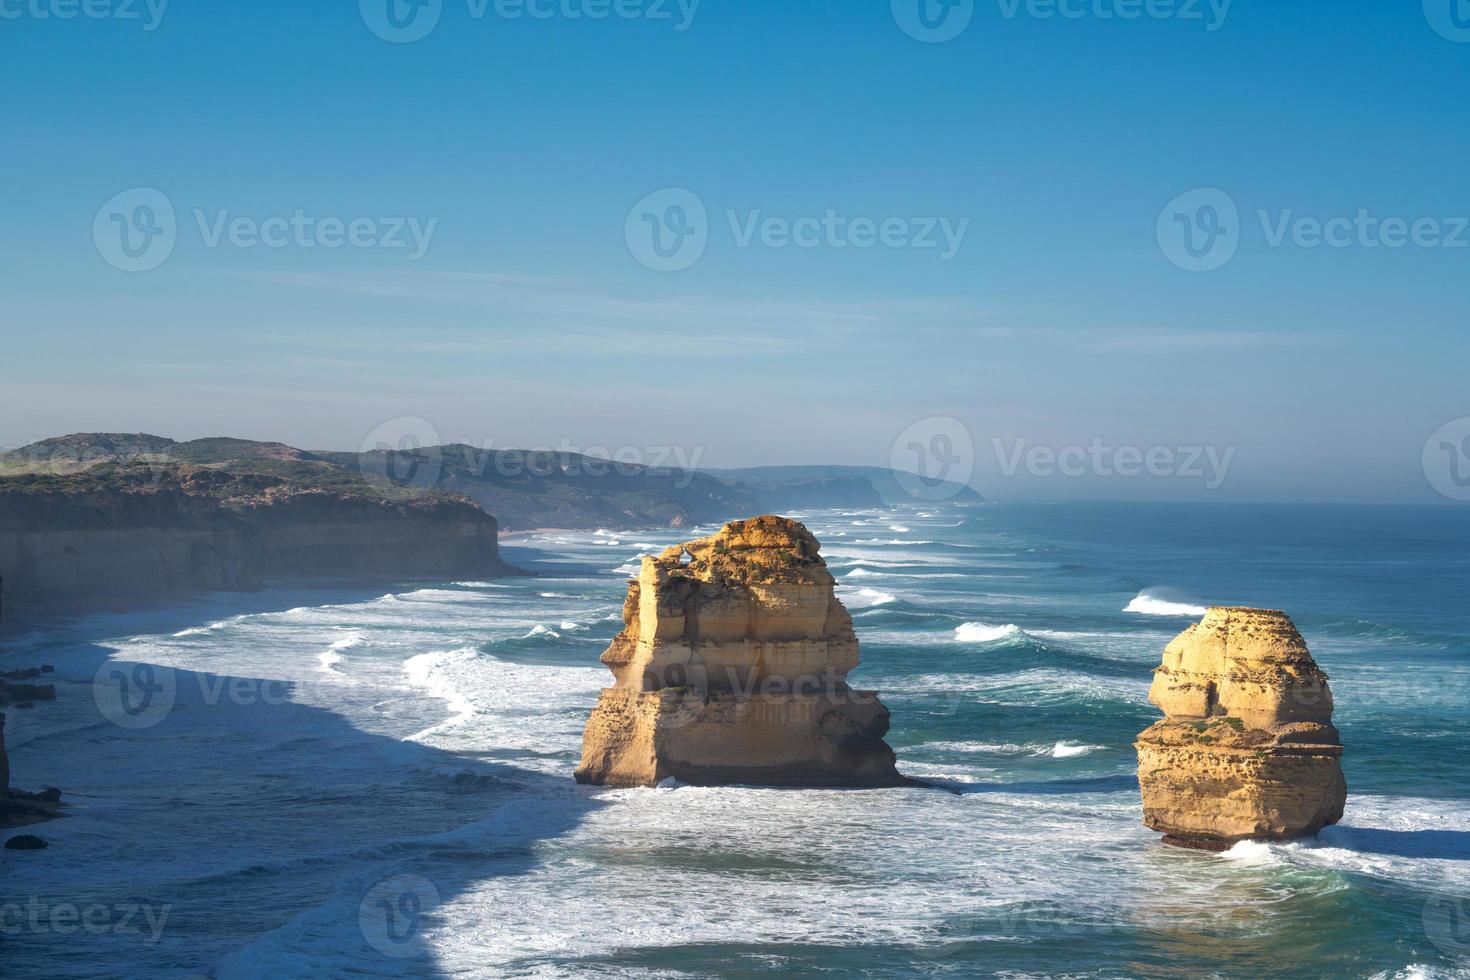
xmin=2 ymin=502 xmax=1466 ymax=977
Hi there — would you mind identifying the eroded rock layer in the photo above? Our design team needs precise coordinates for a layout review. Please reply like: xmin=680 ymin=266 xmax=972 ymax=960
xmin=1136 ymin=607 xmax=1346 ymax=849
xmin=574 ymin=516 xmax=905 ymax=788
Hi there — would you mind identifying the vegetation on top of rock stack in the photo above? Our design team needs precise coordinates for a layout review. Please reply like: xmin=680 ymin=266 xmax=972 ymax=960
xmin=661 ymin=515 xmax=830 ymax=586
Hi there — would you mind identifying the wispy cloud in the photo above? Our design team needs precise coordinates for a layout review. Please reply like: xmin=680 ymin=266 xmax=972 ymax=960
xmin=230 ymin=267 xmax=1011 ymax=358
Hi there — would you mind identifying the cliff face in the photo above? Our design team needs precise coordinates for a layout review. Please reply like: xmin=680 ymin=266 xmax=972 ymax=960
xmin=1135 ymin=607 xmax=1346 ymax=849
xmin=0 ymin=468 xmax=506 ymax=616
xmin=575 ymin=516 xmax=905 ymax=788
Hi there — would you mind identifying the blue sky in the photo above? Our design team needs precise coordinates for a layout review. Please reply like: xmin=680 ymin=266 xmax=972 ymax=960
xmin=2 ymin=0 xmax=1467 ymax=503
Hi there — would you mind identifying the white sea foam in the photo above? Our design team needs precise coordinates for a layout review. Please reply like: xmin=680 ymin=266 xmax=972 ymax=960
xmin=845 ymin=567 xmax=878 ymax=578
xmin=316 ymin=632 xmax=363 ymax=673
xmin=12 ymin=504 xmax=1455 ymax=979
xmin=841 ymin=587 xmax=897 ymax=608
xmin=889 ymin=524 xmax=911 ymax=532
xmin=403 ymin=648 xmax=480 ymax=739
xmin=954 ymin=622 xmax=1023 ymax=644
xmin=172 ymin=621 xmax=228 ymax=638
xmin=920 ymin=740 xmax=1101 ymax=760
xmin=921 ymin=740 xmax=1033 ymax=754
xmin=1124 ymin=592 xmax=1207 ymax=617
xmin=1220 ymin=840 xmax=1279 ymax=865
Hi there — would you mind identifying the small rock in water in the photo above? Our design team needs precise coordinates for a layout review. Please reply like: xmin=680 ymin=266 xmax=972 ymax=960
xmin=5 ymin=834 xmax=48 ymax=850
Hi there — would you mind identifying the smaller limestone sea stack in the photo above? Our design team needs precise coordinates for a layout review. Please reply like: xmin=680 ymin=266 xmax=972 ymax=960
xmin=1 ymin=666 xmax=63 ymax=831
xmin=1136 ymin=607 xmax=1346 ymax=850
xmin=575 ymin=516 xmax=907 ymax=788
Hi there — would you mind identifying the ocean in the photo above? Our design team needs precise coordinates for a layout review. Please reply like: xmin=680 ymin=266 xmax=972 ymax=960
xmin=1 ymin=502 xmax=1467 ymax=978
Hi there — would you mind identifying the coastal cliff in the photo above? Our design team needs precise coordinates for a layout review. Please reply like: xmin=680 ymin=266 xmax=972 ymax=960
xmin=1135 ymin=607 xmax=1346 ymax=849
xmin=0 ymin=432 xmax=973 ymax=535
xmin=0 ymin=465 xmax=507 ymax=617
xmin=574 ymin=516 xmax=906 ymax=788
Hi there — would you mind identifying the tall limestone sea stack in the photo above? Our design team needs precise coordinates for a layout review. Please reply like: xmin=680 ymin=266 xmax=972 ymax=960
xmin=575 ymin=516 xmax=907 ymax=788
xmin=1136 ymin=607 xmax=1346 ymax=850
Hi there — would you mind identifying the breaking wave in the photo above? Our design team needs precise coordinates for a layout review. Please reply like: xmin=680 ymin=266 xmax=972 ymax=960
xmin=954 ymin=621 xmax=1024 ymax=644
xmin=1123 ymin=591 xmax=1207 ymax=617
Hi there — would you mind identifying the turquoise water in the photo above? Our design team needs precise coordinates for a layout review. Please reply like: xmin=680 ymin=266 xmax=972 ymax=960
xmin=1 ymin=503 xmax=1466 ymax=977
